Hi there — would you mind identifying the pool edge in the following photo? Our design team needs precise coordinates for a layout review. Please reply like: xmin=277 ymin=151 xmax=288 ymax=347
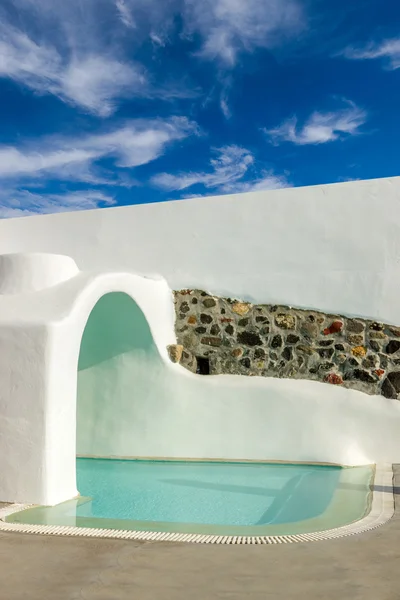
xmin=0 ymin=464 xmax=394 ymax=545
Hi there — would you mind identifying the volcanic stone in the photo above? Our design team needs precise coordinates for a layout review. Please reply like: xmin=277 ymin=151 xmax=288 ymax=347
xmin=386 ymin=340 xmax=400 ymax=354
xmin=271 ymin=334 xmax=283 ymax=349
xmin=210 ymin=324 xmax=221 ymax=336
xmin=167 ymin=344 xmax=183 ymax=363
xmin=282 ymin=347 xmax=292 ymax=361
xmin=238 ymin=318 xmax=249 ymax=327
xmin=180 ymin=302 xmax=190 ymax=313
xmin=203 ymin=298 xmax=216 ymax=308
xmin=232 ymin=303 xmax=250 ymax=316
xmin=317 ymin=347 xmax=334 ymax=359
xmin=200 ymin=313 xmax=213 ymax=324
xmin=345 ymin=369 xmax=375 ymax=384
xmin=275 ymin=314 xmax=296 ymax=329
xmin=346 ymin=320 xmax=365 ymax=334
xmin=237 ymin=331 xmax=262 ymax=347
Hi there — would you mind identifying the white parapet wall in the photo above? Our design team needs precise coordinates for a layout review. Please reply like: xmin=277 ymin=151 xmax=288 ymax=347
xmin=1 ymin=176 xmax=400 ymax=322
xmin=0 ymin=177 xmax=400 ymax=506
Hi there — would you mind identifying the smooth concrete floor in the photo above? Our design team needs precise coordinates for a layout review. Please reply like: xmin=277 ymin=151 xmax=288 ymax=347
xmin=1 ymin=467 xmax=400 ymax=600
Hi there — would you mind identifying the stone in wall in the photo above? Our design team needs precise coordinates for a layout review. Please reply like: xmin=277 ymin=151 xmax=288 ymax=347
xmin=167 ymin=344 xmax=198 ymax=373
xmin=169 ymin=289 xmax=400 ymax=400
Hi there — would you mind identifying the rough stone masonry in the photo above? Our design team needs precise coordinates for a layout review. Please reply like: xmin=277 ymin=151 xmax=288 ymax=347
xmin=167 ymin=289 xmax=400 ymax=400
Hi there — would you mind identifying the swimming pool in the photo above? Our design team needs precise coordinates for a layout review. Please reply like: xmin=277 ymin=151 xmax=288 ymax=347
xmin=5 ymin=458 xmax=375 ymax=538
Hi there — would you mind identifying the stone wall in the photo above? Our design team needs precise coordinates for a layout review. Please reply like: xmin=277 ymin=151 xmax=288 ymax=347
xmin=167 ymin=289 xmax=400 ymax=400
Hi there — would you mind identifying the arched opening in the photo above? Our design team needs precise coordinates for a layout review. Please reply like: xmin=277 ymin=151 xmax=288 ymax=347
xmin=76 ymin=292 xmax=161 ymax=460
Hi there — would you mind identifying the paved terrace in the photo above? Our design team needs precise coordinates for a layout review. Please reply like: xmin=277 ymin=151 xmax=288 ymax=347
xmin=0 ymin=466 xmax=399 ymax=600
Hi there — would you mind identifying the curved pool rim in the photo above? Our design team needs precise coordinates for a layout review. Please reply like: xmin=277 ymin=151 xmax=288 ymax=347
xmin=0 ymin=463 xmax=394 ymax=544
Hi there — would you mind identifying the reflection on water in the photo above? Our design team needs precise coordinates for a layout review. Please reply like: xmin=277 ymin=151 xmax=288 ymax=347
xmin=157 ymin=468 xmax=340 ymax=525
xmin=6 ymin=459 xmax=373 ymax=535
xmin=74 ymin=459 xmax=346 ymax=526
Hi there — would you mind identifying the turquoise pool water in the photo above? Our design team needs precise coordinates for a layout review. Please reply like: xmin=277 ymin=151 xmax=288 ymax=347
xmin=7 ymin=459 xmax=374 ymax=536
xmin=77 ymin=460 xmax=342 ymax=525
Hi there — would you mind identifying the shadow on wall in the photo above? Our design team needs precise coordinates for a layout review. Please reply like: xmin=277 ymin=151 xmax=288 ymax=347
xmin=78 ymin=293 xmax=154 ymax=371
xmin=76 ymin=292 xmax=160 ymax=457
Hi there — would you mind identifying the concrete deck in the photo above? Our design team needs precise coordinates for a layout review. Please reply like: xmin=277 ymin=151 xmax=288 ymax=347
xmin=0 ymin=467 xmax=399 ymax=600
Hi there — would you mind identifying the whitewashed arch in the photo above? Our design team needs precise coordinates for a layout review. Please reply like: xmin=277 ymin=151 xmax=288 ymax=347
xmin=0 ymin=254 xmax=176 ymax=505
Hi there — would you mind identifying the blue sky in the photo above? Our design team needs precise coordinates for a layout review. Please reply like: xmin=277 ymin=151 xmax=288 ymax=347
xmin=0 ymin=0 xmax=399 ymax=217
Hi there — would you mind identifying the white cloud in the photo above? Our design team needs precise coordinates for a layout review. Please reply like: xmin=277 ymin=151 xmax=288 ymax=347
xmin=337 ymin=176 xmax=361 ymax=183
xmin=83 ymin=117 xmax=198 ymax=168
xmin=0 ymin=0 xmax=307 ymax=116
xmin=0 ymin=189 xmax=116 ymax=219
xmin=150 ymin=32 xmax=167 ymax=47
xmin=340 ymin=38 xmax=400 ymax=70
xmin=220 ymin=96 xmax=231 ymax=119
xmin=183 ymin=0 xmax=304 ymax=66
xmin=151 ymin=145 xmax=289 ymax=194
xmin=0 ymin=117 xmax=198 ymax=182
xmin=180 ymin=193 xmax=205 ymax=199
xmin=265 ymin=102 xmax=367 ymax=145
xmin=152 ymin=145 xmax=252 ymax=190
xmin=0 ymin=111 xmax=199 ymax=218
xmin=0 ymin=147 xmax=94 ymax=178
xmin=0 ymin=20 xmax=145 ymax=117
xmin=219 ymin=78 xmax=233 ymax=119
xmin=115 ymin=0 xmax=135 ymax=28
xmin=61 ymin=57 xmax=145 ymax=117
xmin=220 ymin=171 xmax=290 ymax=193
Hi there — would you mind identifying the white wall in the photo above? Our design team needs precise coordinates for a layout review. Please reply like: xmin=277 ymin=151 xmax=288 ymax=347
xmin=2 ymin=178 xmax=400 ymax=505
xmin=1 ymin=176 xmax=400 ymax=323
xmin=75 ymin=291 xmax=400 ymax=472
xmin=0 ymin=264 xmax=178 ymax=505
xmin=77 ymin=311 xmax=400 ymax=469
xmin=79 ymin=367 xmax=400 ymax=468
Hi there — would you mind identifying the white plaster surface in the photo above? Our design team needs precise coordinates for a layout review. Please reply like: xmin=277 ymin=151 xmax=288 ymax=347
xmin=0 ymin=177 xmax=400 ymax=321
xmin=1 ymin=177 xmax=400 ymax=506
xmin=0 ymin=253 xmax=399 ymax=506
xmin=0 ymin=262 xmax=176 ymax=505
xmin=0 ymin=252 xmax=79 ymax=294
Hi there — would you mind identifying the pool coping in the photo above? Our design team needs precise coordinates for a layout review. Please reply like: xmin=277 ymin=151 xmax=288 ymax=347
xmin=0 ymin=464 xmax=394 ymax=545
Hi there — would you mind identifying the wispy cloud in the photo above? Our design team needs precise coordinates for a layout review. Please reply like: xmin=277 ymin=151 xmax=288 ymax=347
xmin=0 ymin=117 xmax=198 ymax=183
xmin=0 ymin=189 xmax=116 ymax=219
xmin=265 ymin=101 xmax=367 ymax=145
xmin=220 ymin=95 xmax=232 ymax=119
xmin=221 ymin=171 xmax=290 ymax=194
xmin=115 ymin=0 xmax=135 ymax=29
xmin=0 ymin=0 xmax=307 ymax=118
xmin=151 ymin=145 xmax=289 ymax=194
xmin=183 ymin=0 xmax=304 ymax=66
xmin=0 ymin=0 xmax=199 ymax=115
xmin=60 ymin=57 xmax=145 ymax=117
xmin=337 ymin=176 xmax=361 ymax=183
xmin=340 ymin=38 xmax=400 ymax=70
xmin=0 ymin=1 xmax=147 ymax=116
xmin=0 ymin=116 xmax=198 ymax=218
xmin=219 ymin=75 xmax=233 ymax=119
